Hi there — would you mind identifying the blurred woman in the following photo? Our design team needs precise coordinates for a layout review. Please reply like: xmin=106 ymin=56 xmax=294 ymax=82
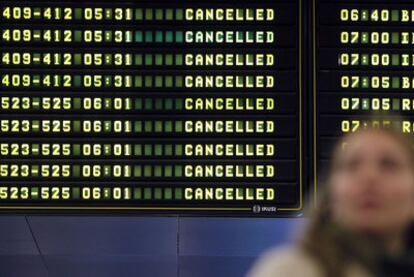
xmin=246 ymin=123 xmax=414 ymax=277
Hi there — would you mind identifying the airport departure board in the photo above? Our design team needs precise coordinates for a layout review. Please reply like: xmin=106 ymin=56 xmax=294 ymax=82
xmin=0 ymin=0 xmax=304 ymax=216
xmin=0 ymin=0 xmax=408 ymax=216
xmin=314 ymin=0 xmax=414 ymax=196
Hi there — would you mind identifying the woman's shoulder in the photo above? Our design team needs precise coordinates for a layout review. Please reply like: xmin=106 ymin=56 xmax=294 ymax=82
xmin=245 ymin=245 xmax=324 ymax=277
xmin=246 ymin=244 xmax=374 ymax=277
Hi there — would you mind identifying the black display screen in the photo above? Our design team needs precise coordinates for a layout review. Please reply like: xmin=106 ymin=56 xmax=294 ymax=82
xmin=0 ymin=0 xmax=405 ymax=216
xmin=314 ymin=0 xmax=414 ymax=199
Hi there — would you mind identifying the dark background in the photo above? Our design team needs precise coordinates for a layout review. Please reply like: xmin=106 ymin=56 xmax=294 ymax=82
xmin=0 ymin=216 xmax=303 ymax=277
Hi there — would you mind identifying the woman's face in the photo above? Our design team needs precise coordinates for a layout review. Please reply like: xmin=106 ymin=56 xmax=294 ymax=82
xmin=329 ymin=130 xmax=414 ymax=237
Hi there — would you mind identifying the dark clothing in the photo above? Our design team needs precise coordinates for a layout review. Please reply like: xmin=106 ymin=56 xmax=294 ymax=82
xmin=377 ymin=226 xmax=414 ymax=277
xmin=379 ymin=254 xmax=414 ymax=277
